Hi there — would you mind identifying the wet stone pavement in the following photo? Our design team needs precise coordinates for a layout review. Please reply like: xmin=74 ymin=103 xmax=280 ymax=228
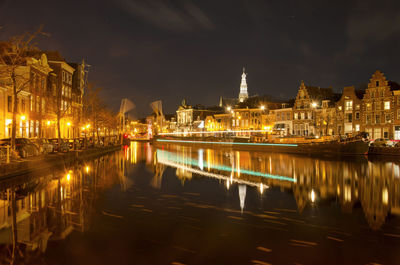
xmin=1 ymin=142 xmax=400 ymax=264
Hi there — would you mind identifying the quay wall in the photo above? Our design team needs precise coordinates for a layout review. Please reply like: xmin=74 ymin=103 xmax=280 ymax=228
xmin=0 ymin=145 xmax=122 ymax=180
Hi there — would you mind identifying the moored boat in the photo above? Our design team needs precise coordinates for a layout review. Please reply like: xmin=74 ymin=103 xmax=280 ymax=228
xmin=153 ymin=135 xmax=369 ymax=156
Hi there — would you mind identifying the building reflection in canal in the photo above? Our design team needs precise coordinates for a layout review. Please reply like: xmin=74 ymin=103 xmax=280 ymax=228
xmin=135 ymin=143 xmax=400 ymax=231
xmin=0 ymin=151 xmax=127 ymax=264
xmin=1 ymin=141 xmax=400 ymax=263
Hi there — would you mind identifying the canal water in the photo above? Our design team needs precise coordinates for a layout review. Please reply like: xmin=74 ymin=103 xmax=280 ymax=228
xmin=0 ymin=142 xmax=399 ymax=264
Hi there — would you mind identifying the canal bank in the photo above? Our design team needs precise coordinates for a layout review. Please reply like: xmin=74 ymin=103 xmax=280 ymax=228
xmin=0 ymin=145 xmax=122 ymax=180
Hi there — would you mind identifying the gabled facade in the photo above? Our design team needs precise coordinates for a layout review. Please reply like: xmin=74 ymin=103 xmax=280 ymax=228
xmin=335 ymin=86 xmax=363 ymax=136
xmin=362 ymin=71 xmax=394 ymax=139
xmin=292 ymin=81 xmax=335 ymax=136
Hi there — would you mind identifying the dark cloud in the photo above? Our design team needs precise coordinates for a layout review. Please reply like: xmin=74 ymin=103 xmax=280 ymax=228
xmin=0 ymin=0 xmax=399 ymax=117
xmin=117 ymin=0 xmax=214 ymax=32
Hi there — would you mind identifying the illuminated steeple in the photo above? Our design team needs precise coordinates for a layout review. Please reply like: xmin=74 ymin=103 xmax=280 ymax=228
xmin=238 ymin=67 xmax=249 ymax=102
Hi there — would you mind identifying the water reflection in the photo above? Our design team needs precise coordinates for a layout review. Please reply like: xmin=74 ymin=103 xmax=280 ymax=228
xmin=0 ymin=152 xmax=126 ymax=264
xmin=142 ymin=143 xmax=400 ymax=231
xmin=1 ymin=142 xmax=400 ymax=263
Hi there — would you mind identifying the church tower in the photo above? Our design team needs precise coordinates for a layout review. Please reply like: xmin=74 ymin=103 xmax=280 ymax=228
xmin=238 ymin=67 xmax=249 ymax=102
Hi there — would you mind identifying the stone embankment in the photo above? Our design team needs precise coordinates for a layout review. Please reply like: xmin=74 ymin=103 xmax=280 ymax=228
xmin=0 ymin=145 xmax=121 ymax=179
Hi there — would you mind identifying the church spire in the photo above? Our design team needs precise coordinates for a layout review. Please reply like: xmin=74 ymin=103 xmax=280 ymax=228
xmin=238 ymin=67 xmax=249 ymax=102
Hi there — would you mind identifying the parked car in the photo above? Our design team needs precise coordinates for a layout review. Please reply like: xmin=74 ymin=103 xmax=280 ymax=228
xmin=32 ymin=138 xmax=54 ymax=154
xmin=0 ymin=138 xmax=39 ymax=158
xmin=370 ymin=138 xmax=394 ymax=147
xmin=49 ymin=138 xmax=69 ymax=152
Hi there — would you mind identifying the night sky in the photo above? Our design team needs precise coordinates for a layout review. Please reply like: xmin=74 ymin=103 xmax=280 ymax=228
xmin=1 ymin=0 xmax=400 ymax=118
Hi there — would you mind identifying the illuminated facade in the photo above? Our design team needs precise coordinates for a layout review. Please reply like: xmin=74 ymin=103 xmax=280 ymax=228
xmin=0 ymin=52 xmax=52 ymax=138
xmin=335 ymin=86 xmax=363 ymax=135
xmin=362 ymin=70 xmax=395 ymax=139
xmin=292 ymin=80 xmax=336 ymax=136
xmin=270 ymin=105 xmax=292 ymax=136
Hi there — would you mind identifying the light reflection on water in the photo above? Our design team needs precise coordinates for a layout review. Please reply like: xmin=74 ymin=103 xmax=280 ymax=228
xmin=149 ymin=143 xmax=400 ymax=231
xmin=0 ymin=141 xmax=400 ymax=264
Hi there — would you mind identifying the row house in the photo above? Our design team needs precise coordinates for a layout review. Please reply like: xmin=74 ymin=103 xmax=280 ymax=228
xmin=362 ymin=71 xmax=396 ymax=139
xmin=205 ymin=107 xmax=269 ymax=134
xmin=271 ymin=104 xmax=292 ymax=136
xmin=292 ymin=70 xmax=400 ymax=140
xmin=335 ymin=86 xmax=363 ymax=136
xmin=292 ymin=81 xmax=337 ymax=136
xmin=314 ymin=100 xmax=336 ymax=136
xmin=176 ymin=100 xmax=223 ymax=132
xmin=0 ymin=45 xmax=86 ymax=139
xmin=45 ymin=51 xmax=76 ymax=139
xmin=0 ymin=48 xmax=52 ymax=139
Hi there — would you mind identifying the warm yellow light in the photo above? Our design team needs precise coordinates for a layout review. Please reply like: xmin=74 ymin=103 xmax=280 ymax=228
xmin=263 ymin=126 xmax=268 ymax=130
xmin=20 ymin=115 xmax=26 ymax=121
xmin=47 ymin=120 xmax=51 ymax=126
xmin=227 ymin=106 xmax=231 ymax=111
xmin=81 ymin=127 xmax=85 ymax=130
xmin=260 ymin=105 xmax=265 ymax=110
xmin=312 ymin=102 xmax=317 ymax=108
xmin=86 ymin=124 xmax=90 ymax=129
xmin=66 ymin=174 xmax=71 ymax=182
xmin=85 ymin=166 xmax=90 ymax=173
xmin=67 ymin=122 xmax=71 ymax=127
xmin=238 ymin=116 xmax=241 ymax=119
xmin=310 ymin=189 xmax=316 ymax=203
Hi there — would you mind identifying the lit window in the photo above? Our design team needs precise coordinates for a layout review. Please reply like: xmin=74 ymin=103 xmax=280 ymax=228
xmin=355 ymin=124 xmax=360 ymax=131
xmin=384 ymin=101 xmax=390 ymax=110
xmin=345 ymin=100 xmax=353 ymax=111
xmin=301 ymin=113 xmax=305 ymax=119
xmin=338 ymin=106 xmax=342 ymax=111
xmin=294 ymin=113 xmax=298 ymax=119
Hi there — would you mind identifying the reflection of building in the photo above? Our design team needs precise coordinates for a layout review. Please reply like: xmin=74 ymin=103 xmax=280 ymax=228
xmin=0 ymin=153 xmax=123 ymax=262
xmin=155 ymin=144 xmax=400 ymax=230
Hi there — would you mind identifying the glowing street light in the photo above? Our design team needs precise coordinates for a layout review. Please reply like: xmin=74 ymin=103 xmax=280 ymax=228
xmin=47 ymin=120 xmax=51 ymax=126
xmin=226 ymin=106 xmax=232 ymax=111
xmin=86 ymin=124 xmax=90 ymax=129
xmin=67 ymin=122 xmax=71 ymax=127
xmin=260 ymin=105 xmax=265 ymax=110
xmin=20 ymin=115 xmax=26 ymax=121
xmin=312 ymin=102 xmax=317 ymax=108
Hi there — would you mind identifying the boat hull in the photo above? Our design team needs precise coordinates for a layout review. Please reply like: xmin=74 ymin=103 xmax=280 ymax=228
xmin=153 ymin=137 xmax=369 ymax=156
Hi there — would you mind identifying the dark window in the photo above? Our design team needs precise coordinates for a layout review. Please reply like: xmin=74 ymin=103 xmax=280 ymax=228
xmin=355 ymin=112 xmax=360 ymax=120
xmin=7 ymin=96 xmax=12 ymax=112
xmin=384 ymin=131 xmax=389 ymax=138
xmin=376 ymin=81 xmax=379 ymax=86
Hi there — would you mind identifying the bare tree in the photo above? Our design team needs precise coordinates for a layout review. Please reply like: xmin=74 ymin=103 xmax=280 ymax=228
xmin=0 ymin=26 xmax=46 ymax=149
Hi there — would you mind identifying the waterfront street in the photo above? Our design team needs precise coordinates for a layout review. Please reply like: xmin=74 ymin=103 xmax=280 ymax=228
xmin=0 ymin=142 xmax=399 ymax=264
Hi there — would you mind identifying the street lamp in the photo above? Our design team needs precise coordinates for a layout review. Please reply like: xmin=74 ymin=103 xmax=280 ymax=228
xmin=20 ymin=115 xmax=26 ymax=121
xmin=312 ymin=102 xmax=317 ymax=108
xmin=227 ymin=106 xmax=231 ymax=111
xmin=260 ymin=105 xmax=265 ymax=110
